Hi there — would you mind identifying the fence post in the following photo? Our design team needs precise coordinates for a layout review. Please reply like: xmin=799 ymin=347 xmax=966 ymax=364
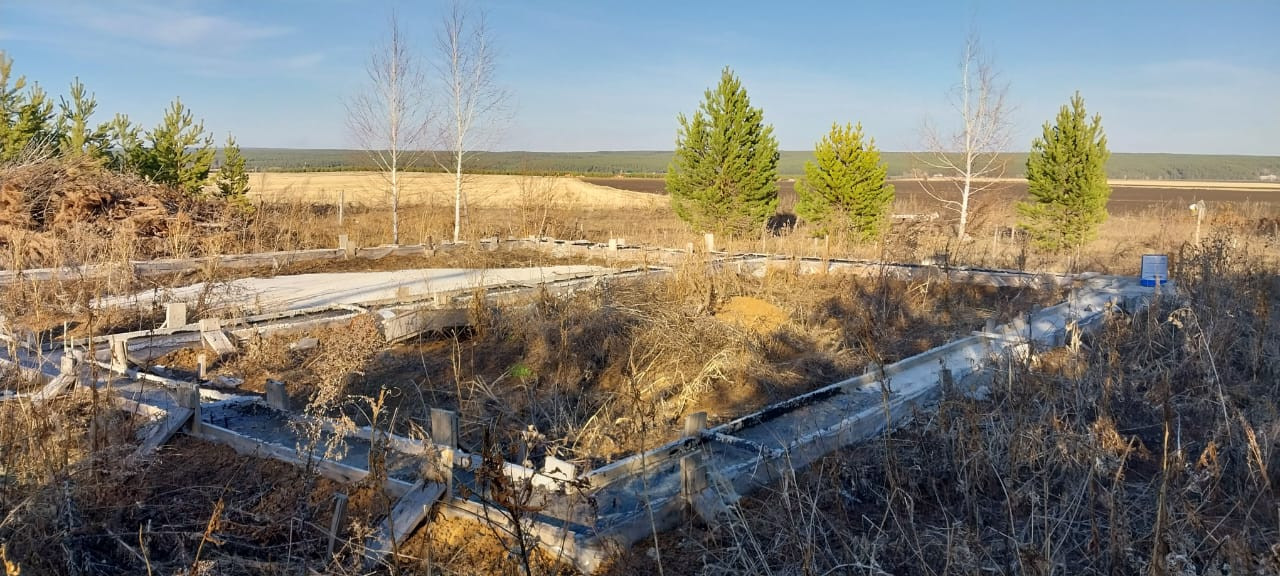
xmin=431 ymin=408 xmax=458 ymax=500
xmin=327 ymin=492 xmax=349 ymax=559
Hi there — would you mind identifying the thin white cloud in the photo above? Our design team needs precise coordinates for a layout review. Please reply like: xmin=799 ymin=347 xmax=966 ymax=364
xmin=64 ymin=3 xmax=291 ymax=52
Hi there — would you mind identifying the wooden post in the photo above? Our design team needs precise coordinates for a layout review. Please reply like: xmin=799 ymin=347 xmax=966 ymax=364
xmin=328 ymin=492 xmax=349 ymax=559
xmin=684 ymin=411 xmax=707 ymax=437
xmin=164 ymin=302 xmax=188 ymax=329
xmin=685 ymin=242 xmax=694 ymax=254
xmin=197 ymin=353 xmax=207 ymax=381
xmin=1191 ymin=200 xmax=1206 ymax=245
xmin=680 ymin=453 xmax=708 ymax=505
xmin=704 ymin=233 xmax=715 ymax=254
xmin=338 ymin=190 xmax=345 ymax=226
xmin=431 ymin=408 xmax=458 ymax=500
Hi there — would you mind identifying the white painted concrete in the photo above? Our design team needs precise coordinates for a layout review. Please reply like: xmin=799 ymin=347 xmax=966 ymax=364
xmin=94 ymin=266 xmax=613 ymax=313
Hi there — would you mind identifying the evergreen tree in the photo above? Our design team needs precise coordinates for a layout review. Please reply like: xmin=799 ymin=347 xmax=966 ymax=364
xmin=795 ymin=122 xmax=895 ymax=241
xmin=139 ymin=98 xmax=215 ymax=195
xmin=105 ymin=113 xmax=146 ymax=172
xmin=57 ymin=77 xmax=109 ymax=160
xmin=216 ymin=132 xmax=251 ymax=206
xmin=0 ymin=53 xmax=56 ymax=162
xmin=1017 ymin=92 xmax=1111 ymax=252
xmin=667 ymin=67 xmax=779 ymax=236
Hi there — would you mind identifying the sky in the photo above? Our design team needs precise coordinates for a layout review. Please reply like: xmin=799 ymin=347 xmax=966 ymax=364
xmin=1 ymin=1 xmax=1277 ymax=155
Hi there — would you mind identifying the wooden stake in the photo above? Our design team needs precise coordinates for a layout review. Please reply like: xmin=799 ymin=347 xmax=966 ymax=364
xmin=328 ymin=492 xmax=349 ymax=559
xmin=431 ymin=408 xmax=458 ymax=499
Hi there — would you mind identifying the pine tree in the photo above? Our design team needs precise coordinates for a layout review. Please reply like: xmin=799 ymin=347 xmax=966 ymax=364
xmin=1017 ymin=92 xmax=1111 ymax=252
xmin=795 ymin=122 xmax=895 ymax=241
xmin=0 ymin=53 xmax=56 ymax=162
xmin=57 ymin=77 xmax=109 ymax=160
xmin=139 ymin=98 xmax=215 ymax=195
xmin=667 ymin=67 xmax=779 ymax=236
xmin=216 ymin=132 xmax=251 ymax=206
xmin=106 ymin=113 xmax=146 ymax=172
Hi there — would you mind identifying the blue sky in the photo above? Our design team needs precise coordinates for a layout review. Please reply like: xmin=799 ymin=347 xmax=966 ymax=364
xmin=1 ymin=1 xmax=1277 ymax=154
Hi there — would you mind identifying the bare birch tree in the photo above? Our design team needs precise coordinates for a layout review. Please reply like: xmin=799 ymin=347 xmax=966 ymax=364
xmin=433 ymin=0 xmax=508 ymax=243
xmin=919 ymin=33 xmax=1012 ymax=239
xmin=347 ymin=12 xmax=431 ymax=244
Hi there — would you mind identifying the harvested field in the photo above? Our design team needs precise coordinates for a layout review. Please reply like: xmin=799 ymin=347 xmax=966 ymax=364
xmin=246 ymin=172 xmax=664 ymax=210
xmin=583 ymin=177 xmax=1280 ymax=214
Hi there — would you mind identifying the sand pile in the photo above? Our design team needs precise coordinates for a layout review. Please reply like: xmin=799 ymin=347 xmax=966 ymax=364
xmin=715 ymin=296 xmax=789 ymax=334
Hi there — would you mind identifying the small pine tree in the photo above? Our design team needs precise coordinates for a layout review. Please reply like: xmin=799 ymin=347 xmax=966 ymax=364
xmin=216 ymin=133 xmax=251 ymax=206
xmin=105 ymin=113 xmax=146 ymax=173
xmin=795 ymin=122 xmax=895 ymax=241
xmin=0 ymin=54 xmax=56 ymax=162
xmin=57 ymin=77 xmax=110 ymax=160
xmin=138 ymin=98 xmax=215 ymax=195
xmin=666 ymin=67 xmax=779 ymax=236
xmin=1017 ymin=92 xmax=1111 ymax=252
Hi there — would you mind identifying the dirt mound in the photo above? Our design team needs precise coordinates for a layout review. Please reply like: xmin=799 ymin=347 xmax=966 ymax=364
xmin=0 ymin=156 xmax=235 ymax=268
xmin=715 ymin=296 xmax=789 ymax=333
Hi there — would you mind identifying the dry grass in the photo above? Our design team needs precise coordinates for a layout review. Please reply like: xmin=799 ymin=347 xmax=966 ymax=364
xmin=324 ymin=264 xmax=1059 ymax=467
xmin=603 ymin=233 xmax=1280 ymax=576
xmin=5 ymin=160 xmax=1280 ymax=575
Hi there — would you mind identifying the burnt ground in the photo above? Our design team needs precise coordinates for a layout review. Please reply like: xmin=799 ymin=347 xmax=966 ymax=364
xmin=584 ymin=177 xmax=1280 ymax=215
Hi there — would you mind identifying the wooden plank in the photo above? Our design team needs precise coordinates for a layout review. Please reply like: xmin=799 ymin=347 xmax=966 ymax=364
xmin=363 ymin=481 xmax=447 ymax=566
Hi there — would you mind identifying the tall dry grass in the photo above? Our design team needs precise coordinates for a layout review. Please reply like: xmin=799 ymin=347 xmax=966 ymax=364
xmin=604 ymin=231 xmax=1280 ymax=576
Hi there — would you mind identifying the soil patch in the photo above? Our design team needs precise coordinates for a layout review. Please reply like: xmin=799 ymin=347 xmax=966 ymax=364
xmin=714 ymin=295 xmax=788 ymax=334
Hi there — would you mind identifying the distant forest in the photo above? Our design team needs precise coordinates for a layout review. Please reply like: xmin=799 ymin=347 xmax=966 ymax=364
xmin=233 ymin=149 xmax=1280 ymax=181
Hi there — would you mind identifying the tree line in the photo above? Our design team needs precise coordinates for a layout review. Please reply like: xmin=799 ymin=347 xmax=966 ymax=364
xmin=667 ymin=46 xmax=1112 ymax=254
xmin=0 ymin=52 xmax=250 ymax=205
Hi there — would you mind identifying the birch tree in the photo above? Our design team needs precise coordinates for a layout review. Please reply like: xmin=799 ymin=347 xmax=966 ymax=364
xmin=434 ymin=0 xmax=507 ymax=243
xmin=347 ymin=12 xmax=430 ymax=244
xmin=919 ymin=34 xmax=1011 ymax=239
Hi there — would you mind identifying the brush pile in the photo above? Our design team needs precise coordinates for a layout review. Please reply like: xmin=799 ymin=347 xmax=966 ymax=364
xmin=0 ymin=156 xmax=237 ymax=268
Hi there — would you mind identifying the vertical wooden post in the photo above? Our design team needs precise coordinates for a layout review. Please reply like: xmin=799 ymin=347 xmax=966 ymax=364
xmin=680 ymin=453 xmax=708 ymax=507
xmin=431 ymin=408 xmax=458 ymax=500
xmin=704 ymin=233 xmax=716 ymax=254
xmin=197 ymin=353 xmax=208 ymax=381
xmin=327 ymin=492 xmax=349 ymax=559
xmin=338 ymin=190 xmax=345 ymax=226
